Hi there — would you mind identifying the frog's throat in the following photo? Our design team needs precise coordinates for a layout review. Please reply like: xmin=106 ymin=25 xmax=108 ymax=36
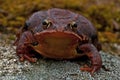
xmin=32 ymin=30 xmax=82 ymax=59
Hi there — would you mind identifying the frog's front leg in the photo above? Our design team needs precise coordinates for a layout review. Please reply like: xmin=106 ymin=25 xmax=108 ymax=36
xmin=78 ymin=43 xmax=102 ymax=76
xmin=16 ymin=31 xmax=38 ymax=62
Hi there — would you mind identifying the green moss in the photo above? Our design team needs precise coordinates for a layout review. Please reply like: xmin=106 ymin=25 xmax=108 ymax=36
xmin=0 ymin=0 xmax=120 ymax=43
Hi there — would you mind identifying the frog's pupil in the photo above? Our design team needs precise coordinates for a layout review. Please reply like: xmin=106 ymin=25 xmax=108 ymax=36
xmin=72 ymin=23 xmax=77 ymax=28
xmin=42 ymin=21 xmax=48 ymax=25
xmin=67 ymin=22 xmax=77 ymax=29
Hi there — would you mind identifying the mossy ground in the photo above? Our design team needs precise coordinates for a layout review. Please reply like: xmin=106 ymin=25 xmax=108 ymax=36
xmin=0 ymin=0 xmax=120 ymax=55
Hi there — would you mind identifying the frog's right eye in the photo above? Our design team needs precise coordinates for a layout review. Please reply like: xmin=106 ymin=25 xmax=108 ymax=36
xmin=68 ymin=22 xmax=77 ymax=30
xmin=42 ymin=20 xmax=51 ymax=29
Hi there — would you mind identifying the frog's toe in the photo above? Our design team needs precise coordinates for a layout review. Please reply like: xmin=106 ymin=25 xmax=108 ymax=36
xmin=24 ymin=54 xmax=37 ymax=62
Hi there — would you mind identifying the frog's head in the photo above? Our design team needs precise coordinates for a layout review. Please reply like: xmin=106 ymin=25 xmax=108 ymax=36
xmin=28 ymin=9 xmax=84 ymax=59
xmin=32 ymin=19 xmax=82 ymax=59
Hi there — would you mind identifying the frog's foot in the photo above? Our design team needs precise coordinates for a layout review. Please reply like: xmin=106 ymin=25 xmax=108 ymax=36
xmin=16 ymin=31 xmax=38 ymax=62
xmin=79 ymin=43 xmax=102 ymax=76
xmin=19 ymin=55 xmax=37 ymax=62
xmin=19 ymin=54 xmax=37 ymax=62
xmin=80 ymin=65 xmax=101 ymax=76
xmin=17 ymin=48 xmax=37 ymax=62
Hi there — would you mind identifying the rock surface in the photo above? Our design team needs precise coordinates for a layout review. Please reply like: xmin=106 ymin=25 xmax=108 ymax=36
xmin=0 ymin=41 xmax=120 ymax=80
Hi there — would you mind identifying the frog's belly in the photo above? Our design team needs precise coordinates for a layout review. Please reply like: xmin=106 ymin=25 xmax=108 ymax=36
xmin=33 ymin=44 xmax=78 ymax=59
xmin=32 ymin=31 xmax=81 ymax=59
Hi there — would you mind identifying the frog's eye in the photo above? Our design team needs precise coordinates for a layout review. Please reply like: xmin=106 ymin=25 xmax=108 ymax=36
xmin=42 ymin=20 xmax=51 ymax=29
xmin=71 ymin=22 xmax=77 ymax=29
xmin=68 ymin=22 xmax=77 ymax=30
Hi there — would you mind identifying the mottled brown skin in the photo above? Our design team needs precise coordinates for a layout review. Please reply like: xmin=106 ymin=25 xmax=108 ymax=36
xmin=14 ymin=8 xmax=102 ymax=75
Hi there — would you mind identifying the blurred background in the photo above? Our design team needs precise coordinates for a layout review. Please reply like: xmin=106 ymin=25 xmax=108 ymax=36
xmin=0 ymin=0 xmax=120 ymax=56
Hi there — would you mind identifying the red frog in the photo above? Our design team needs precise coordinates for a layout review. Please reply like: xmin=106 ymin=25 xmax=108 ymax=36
xmin=14 ymin=8 xmax=102 ymax=75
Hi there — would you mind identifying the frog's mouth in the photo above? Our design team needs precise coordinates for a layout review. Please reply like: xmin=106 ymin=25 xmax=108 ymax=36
xmin=32 ymin=30 xmax=82 ymax=59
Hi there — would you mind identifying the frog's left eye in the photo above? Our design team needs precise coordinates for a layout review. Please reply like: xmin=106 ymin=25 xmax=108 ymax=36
xmin=68 ymin=22 xmax=77 ymax=30
xmin=71 ymin=22 xmax=77 ymax=29
xmin=42 ymin=20 xmax=51 ymax=29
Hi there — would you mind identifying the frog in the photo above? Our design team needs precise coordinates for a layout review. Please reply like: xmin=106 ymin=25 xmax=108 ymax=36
xmin=14 ymin=8 xmax=102 ymax=75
